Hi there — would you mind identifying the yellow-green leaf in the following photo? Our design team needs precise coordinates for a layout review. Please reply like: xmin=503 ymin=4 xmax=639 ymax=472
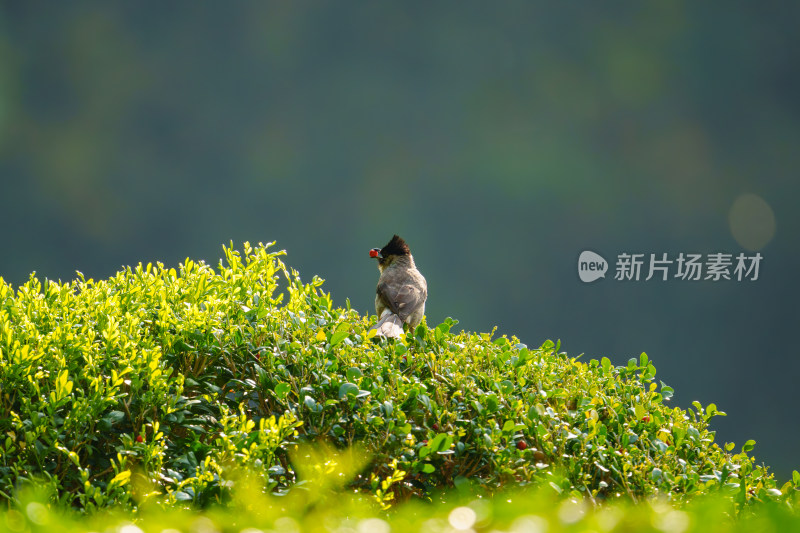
xmin=110 ymin=470 xmax=131 ymax=487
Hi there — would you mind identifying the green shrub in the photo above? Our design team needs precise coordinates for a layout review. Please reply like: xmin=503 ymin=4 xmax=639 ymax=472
xmin=0 ymin=242 xmax=796 ymax=512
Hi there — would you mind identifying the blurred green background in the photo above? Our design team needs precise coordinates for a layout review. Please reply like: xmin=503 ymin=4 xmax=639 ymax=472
xmin=1 ymin=3 xmax=797 ymax=478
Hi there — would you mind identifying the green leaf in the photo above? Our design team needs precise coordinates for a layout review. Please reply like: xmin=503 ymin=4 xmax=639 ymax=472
xmin=421 ymin=463 xmax=436 ymax=474
xmin=274 ymin=382 xmax=291 ymax=399
xmin=436 ymin=317 xmax=457 ymax=333
xmin=173 ymin=491 xmax=192 ymax=502
xmin=742 ymin=440 xmax=756 ymax=453
xmin=338 ymin=382 xmax=359 ymax=399
xmin=330 ymin=330 xmax=350 ymax=347
xmin=106 ymin=411 xmax=125 ymax=424
xmin=485 ymin=394 xmax=499 ymax=413
xmin=110 ymin=470 xmax=131 ymax=487
xmin=660 ymin=382 xmax=674 ymax=401
xmin=419 ymin=445 xmax=431 ymax=459
xmin=303 ymin=395 xmax=317 ymax=411
xmin=429 ymin=433 xmax=448 ymax=452
xmin=346 ymin=367 xmax=363 ymax=381
xmin=651 ymin=467 xmax=662 ymax=481
xmin=497 ymin=380 xmax=514 ymax=395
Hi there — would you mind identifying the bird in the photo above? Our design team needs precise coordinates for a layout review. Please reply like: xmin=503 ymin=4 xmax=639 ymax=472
xmin=369 ymin=235 xmax=427 ymax=338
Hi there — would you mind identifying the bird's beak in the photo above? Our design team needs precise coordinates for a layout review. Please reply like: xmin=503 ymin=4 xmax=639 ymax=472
xmin=369 ymin=248 xmax=382 ymax=259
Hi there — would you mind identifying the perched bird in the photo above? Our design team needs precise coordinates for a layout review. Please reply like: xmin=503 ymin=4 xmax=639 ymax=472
xmin=369 ymin=235 xmax=427 ymax=338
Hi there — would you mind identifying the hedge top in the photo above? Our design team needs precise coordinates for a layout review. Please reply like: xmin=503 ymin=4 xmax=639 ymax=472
xmin=0 ymin=242 xmax=796 ymax=512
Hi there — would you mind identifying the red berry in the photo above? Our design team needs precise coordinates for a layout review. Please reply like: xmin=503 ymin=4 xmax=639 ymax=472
xmin=642 ymin=415 xmax=650 ymax=423
xmin=516 ymin=440 xmax=527 ymax=450
xmin=136 ymin=435 xmax=144 ymax=443
xmin=433 ymin=423 xmax=440 ymax=431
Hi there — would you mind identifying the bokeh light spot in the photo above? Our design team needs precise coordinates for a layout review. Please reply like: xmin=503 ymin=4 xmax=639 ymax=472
xmin=728 ymin=193 xmax=776 ymax=251
xmin=448 ymin=506 xmax=477 ymax=530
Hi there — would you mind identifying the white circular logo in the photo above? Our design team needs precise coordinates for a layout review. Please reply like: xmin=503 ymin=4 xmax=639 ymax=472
xmin=578 ymin=251 xmax=608 ymax=282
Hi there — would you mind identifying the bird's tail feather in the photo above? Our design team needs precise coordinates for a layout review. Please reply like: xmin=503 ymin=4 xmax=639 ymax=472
xmin=375 ymin=309 xmax=404 ymax=338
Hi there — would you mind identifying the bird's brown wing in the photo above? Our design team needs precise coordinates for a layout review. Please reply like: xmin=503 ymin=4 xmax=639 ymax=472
xmin=376 ymin=281 xmax=426 ymax=322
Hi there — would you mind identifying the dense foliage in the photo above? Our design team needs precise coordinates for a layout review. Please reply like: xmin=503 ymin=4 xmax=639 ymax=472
xmin=0 ymin=243 xmax=797 ymax=515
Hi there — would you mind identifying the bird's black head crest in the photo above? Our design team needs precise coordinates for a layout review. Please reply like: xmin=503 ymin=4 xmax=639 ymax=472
xmin=381 ymin=235 xmax=410 ymax=257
